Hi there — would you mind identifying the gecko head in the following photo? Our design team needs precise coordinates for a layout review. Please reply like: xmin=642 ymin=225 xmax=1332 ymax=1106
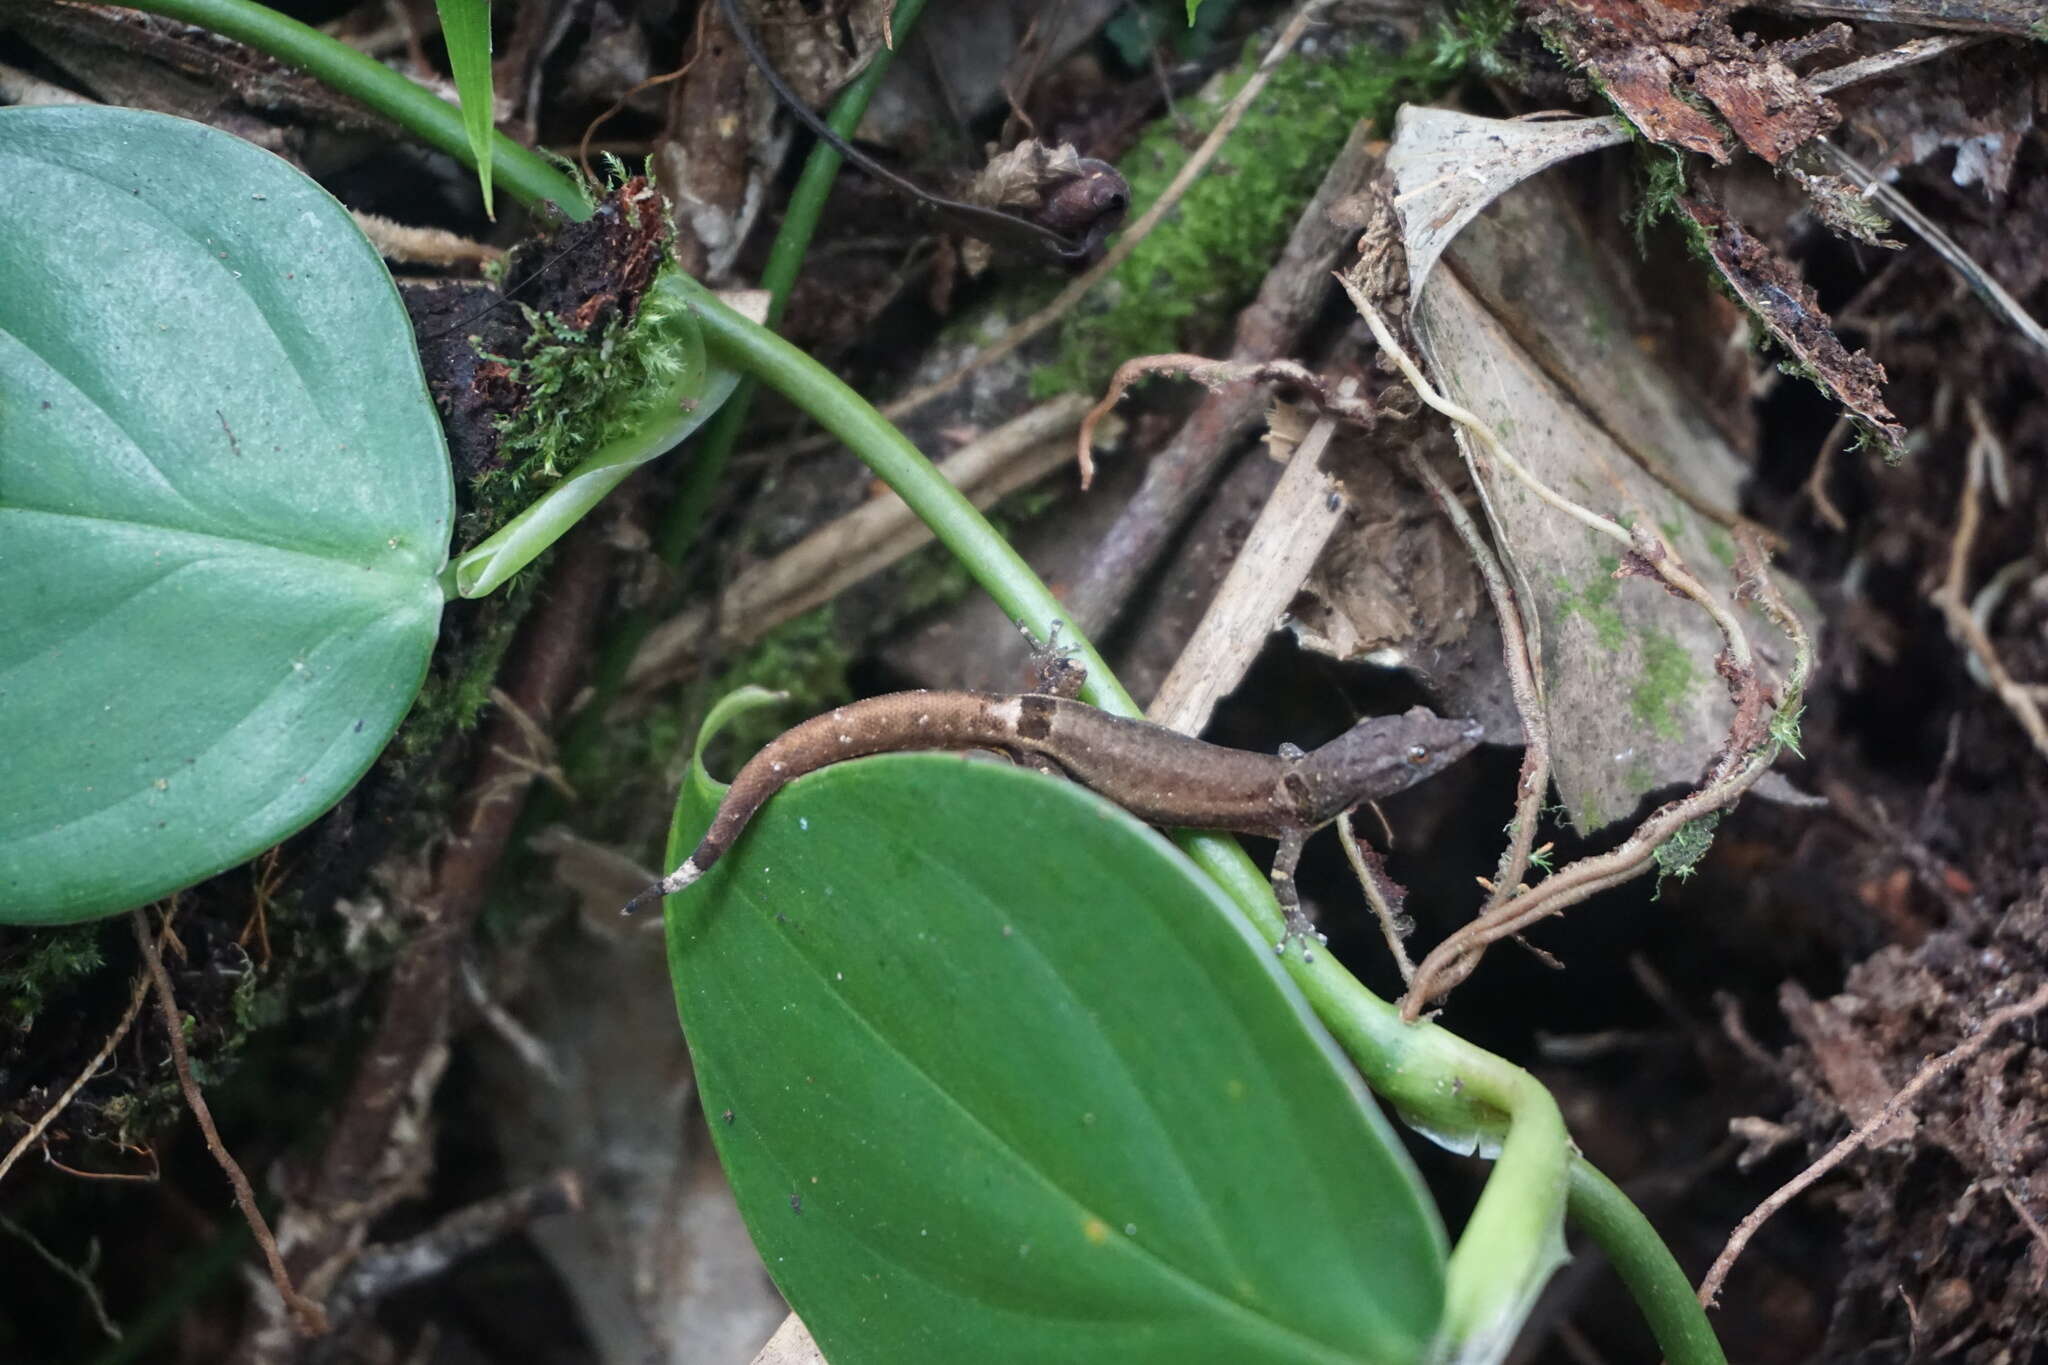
xmin=1301 ymin=707 xmax=1485 ymax=824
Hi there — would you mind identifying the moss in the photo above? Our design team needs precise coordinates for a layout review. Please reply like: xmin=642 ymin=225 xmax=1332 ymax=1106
xmin=1653 ymin=811 xmax=1720 ymax=896
xmin=1032 ymin=15 xmax=1499 ymax=397
xmin=1 ymin=922 xmax=109 ymax=1030
xmin=1553 ymin=558 xmax=1628 ymax=651
xmin=1769 ymin=694 xmax=1806 ymax=758
xmin=464 ymin=254 xmax=705 ymax=541
xmin=1850 ymin=418 xmax=1907 ymax=468
xmin=1625 ymin=758 xmax=1655 ymax=795
xmin=391 ymin=569 xmax=542 ymax=770
xmin=1703 ymin=525 xmax=1736 ymax=568
xmin=1556 ymin=561 xmax=1698 ymax=741
xmin=1630 ymin=626 xmax=1695 ymax=740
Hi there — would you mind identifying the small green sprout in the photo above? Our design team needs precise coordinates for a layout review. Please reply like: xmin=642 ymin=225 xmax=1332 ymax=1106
xmin=1651 ymin=813 xmax=1721 ymax=897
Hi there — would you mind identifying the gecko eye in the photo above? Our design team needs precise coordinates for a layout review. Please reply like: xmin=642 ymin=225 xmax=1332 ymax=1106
xmin=1405 ymin=744 xmax=1430 ymax=764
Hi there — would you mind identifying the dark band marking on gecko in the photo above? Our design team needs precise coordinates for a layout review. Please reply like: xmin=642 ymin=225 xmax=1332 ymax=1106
xmin=624 ymin=689 xmax=1483 ymax=951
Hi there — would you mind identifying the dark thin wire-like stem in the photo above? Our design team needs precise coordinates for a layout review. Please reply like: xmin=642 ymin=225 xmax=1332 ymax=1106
xmin=549 ymin=0 xmax=932 ymax=795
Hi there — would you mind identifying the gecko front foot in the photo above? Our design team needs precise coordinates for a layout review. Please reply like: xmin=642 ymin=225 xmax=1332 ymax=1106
xmin=1271 ymin=903 xmax=1330 ymax=963
xmin=1261 ymin=843 xmax=1327 ymax=961
xmin=1267 ymin=834 xmax=1327 ymax=962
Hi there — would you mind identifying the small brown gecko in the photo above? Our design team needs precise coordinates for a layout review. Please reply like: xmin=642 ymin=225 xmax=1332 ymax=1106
xmin=625 ymin=673 xmax=1482 ymax=951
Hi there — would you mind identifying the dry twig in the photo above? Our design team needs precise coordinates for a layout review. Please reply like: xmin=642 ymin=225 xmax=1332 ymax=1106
xmin=1059 ymin=119 xmax=1380 ymax=639
xmin=1400 ymin=446 xmax=1552 ymax=923
xmin=1815 ymin=141 xmax=2048 ymax=360
xmin=1145 ymin=393 xmax=1350 ymax=734
xmin=625 ymin=396 xmax=1088 ymax=697
xmin=232 ymin=525 xmax=615 ymax=1364
xmin=323 ymin=1170 xmax=584 ymax=1327
xmin=1075 ymin=354 xmax=1374 ymax=488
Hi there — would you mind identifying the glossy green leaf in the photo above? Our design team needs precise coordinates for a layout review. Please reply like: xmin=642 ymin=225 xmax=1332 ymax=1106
xmin=0 ymin=107 xmax=451 ymax=924
xmin=436 ymin=0 xmax=496 ymax=216
xmin=662 ymin=717 xmax=1447 ymax=1363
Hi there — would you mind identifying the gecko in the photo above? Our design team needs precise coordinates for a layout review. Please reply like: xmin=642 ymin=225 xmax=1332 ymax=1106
xmin=716 ymin=0 xmax=1129 ymax=265
xmin=623 ymin=666 xmax=1483 ymax=953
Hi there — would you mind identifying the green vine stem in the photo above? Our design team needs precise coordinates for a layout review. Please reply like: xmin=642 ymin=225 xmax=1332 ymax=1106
xmin=678 ymin=279 xmax=1130 ymax=709
xmin=656 ymin=0 xmax=933 ymax=566
xmin=680 ymin=282 xmax=1723 ymax=1363
xmin=551 ymin=0 xmax=932 ymax=790
xmin=438 ymin=275 xmax=730 ymax=599
xmin=118 ymin=0 xmax=589 ymax=218
xmin=1568 ymin=1159 xmax=1728 ymax=1364
xmin=107 ymin=6 xmax=1728 ymax=1356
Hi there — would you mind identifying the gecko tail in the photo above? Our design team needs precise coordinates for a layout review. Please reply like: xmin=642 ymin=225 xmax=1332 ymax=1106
xmin=621 ymin=857 xmax=702 ymax=915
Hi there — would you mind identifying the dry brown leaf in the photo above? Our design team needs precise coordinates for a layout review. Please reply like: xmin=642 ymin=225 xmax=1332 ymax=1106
xmin=1384 ymin=106 xmax=1804 ymax=832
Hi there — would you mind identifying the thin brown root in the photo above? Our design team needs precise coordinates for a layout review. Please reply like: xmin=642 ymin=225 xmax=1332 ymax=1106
xmin=1930 ymin=400 xmax=2048 ymax=760
xmin=1698 ymin=981 xmax=2048 ymax=1308
xmin=1075 ymin=353 xmax=1375 ymax=488
xmin=0 ymin=959 xmax=152 ymax=1187
xmin=1352 ymin=289 xmax=1806 ymax=1018
xmin=811 ymin=0 xmax=1333 ymax=443
xmin=132 ymin=909 xmax=329 ymax=1337
xmin=1336 ymin=812 xmax=1415 ymax=984
xmin=1802 ymin=414 xmax=1852 ymax=533
xmin=578 ymin=2 xmax=710 ymax=183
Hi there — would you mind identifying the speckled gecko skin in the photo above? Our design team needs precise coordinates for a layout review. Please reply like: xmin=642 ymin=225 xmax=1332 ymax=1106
xmin=625 ymin=690 xmax=1482 ymax=946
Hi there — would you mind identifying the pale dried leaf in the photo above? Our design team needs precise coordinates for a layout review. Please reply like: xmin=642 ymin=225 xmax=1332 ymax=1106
xmin=1387 ymin=106 xmax=1801 ymax=833
xmin=1385 ymin=107 xmax=1629 ymax=309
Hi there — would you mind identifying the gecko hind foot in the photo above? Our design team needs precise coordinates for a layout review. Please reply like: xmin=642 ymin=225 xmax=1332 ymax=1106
xmin=1020 ymin=619 xmax=1087 ymax=698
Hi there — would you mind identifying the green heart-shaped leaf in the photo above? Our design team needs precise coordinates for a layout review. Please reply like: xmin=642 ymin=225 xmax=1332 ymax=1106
xmin=0 ymin=107 xmax=451 ymax=924
xmin=663 ymin=713 xmax=1446 ymax=1363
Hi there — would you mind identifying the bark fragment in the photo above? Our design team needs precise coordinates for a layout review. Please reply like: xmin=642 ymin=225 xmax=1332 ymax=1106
xmin=1679 ymin=195 xmax=1908 ymax=460
xmin=1536 ymin=0 xmax=1847 ymax=164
